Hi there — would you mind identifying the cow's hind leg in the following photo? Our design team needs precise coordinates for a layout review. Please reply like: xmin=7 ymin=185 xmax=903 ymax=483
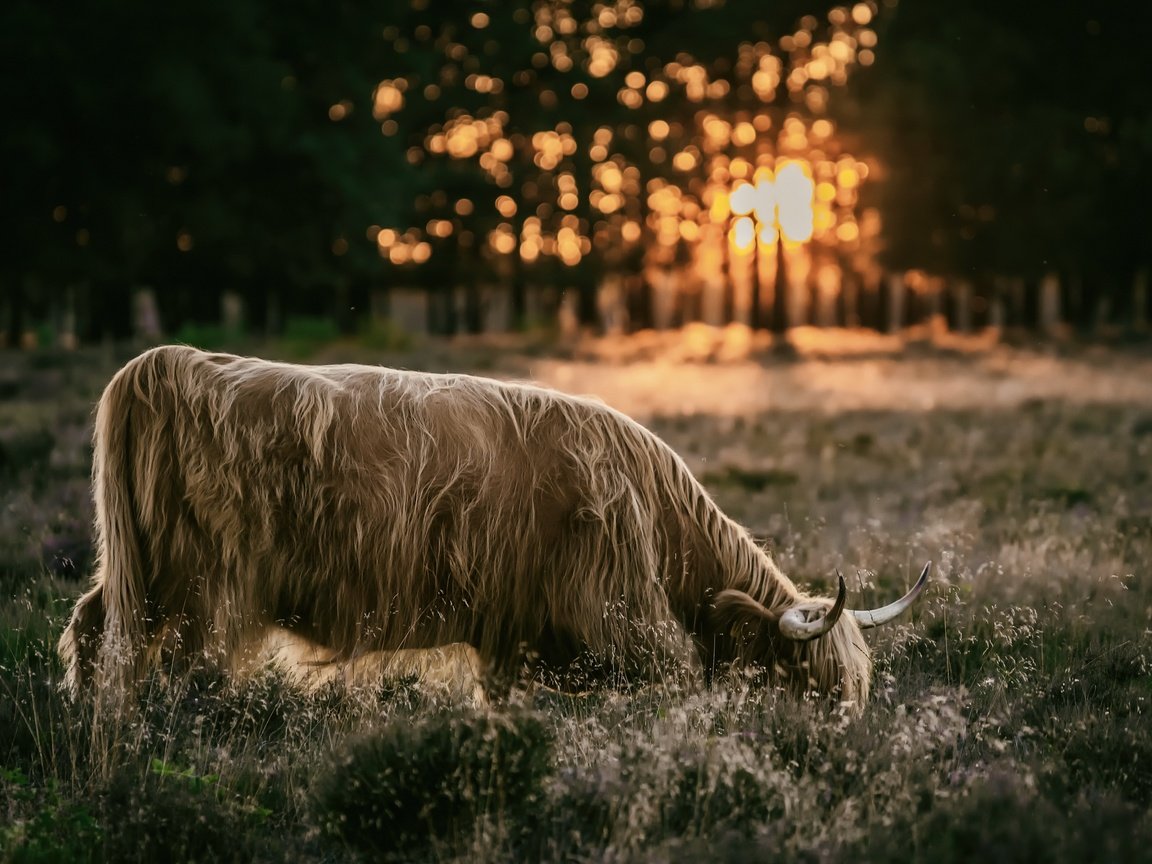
xmin=58 ymin=583 xmax=106 ymax=697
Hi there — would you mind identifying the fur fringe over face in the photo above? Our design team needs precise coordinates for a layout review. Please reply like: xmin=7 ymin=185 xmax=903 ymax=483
xmin=59 ymin=345 xmax=872 ymax=708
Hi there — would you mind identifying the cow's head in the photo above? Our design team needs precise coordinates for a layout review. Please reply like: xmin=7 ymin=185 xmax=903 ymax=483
xmin=711 ymin=562 xmax=931 ymax=707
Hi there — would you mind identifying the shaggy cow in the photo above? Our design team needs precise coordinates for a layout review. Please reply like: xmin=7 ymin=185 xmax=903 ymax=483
xmin=59 ymin=345 xmax=927 ymax=709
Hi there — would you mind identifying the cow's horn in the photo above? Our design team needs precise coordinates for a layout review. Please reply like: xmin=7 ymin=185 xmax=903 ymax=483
xmin=849 ymin=561 xmax=931 ymax=629
xmin=778 ymin=573 xmax=847 ymax=641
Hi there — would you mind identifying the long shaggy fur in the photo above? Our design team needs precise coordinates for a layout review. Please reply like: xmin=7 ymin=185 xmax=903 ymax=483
xmin=59 ymin=345 xmax=871 ymax=707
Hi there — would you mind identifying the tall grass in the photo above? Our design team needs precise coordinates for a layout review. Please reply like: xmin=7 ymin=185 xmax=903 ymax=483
xmin=1 ymin=344 xmax=1150 ymax=862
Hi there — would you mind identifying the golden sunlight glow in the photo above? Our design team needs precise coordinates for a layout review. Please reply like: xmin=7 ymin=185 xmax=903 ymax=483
xmin=730 ymin=216 xmax=756 ymax=252
xmin=645 ymin=80 xmax=669 ymax=102
xmin=373 ymin=14 xmax=877 ymax=288
xmin=752 ymin=175 xmax=775 ymax=225
xmin=557 ymin=225 xmax=584 ymax=265
xmin=495 ymin=195 xmax=517 ymax=218
xmin=730 ymin=182 xmax=756 ymax=216
xmin=532 ymin=129 xmax=576 ymax=170
xmin=490 ymin=225 xmax=516 ymax=254
xmin=490 ymin=138 xmax=514 ymax=161
xmin=811 ymin=118 xmax=834 ymax=139
xmin=427 ymin=219 xmax=453 ymax=238
xmin=723 ymin=150 xmax=821 ymax=255
xmin=732 ymin=122 xmax=757 ymax=147
xmin=596 ymin=192 xmax=623 ymax=213
xmin=672 ymin=149 xmax=698 ymax=172
xmin=598 ymin=163 xmax=623 ymax=193
xmin=775 ymin=160 xmax=815 ymax=242
xmin=709 ymin=190 xmax=730 ymax=223
xmin=373 ymin=81 xmax=406 ymax=120
xmin=702 ymin=115 xmax=732 ymax=149
xmin=587 ymin=37 xmax=619 ymax=77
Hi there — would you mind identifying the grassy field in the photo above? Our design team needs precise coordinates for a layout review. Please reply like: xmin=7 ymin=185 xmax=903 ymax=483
xmin=1 ymin=334 xmax=1150 ymax=863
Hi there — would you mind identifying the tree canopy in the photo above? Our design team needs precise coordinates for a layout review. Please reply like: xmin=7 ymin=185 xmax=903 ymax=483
xmin=1 ymin=0 xmax=1148 ymax=342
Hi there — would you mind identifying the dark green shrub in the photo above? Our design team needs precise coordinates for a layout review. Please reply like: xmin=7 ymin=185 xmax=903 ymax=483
xmin=312 ymin=709 xmax=552 ymax=860
xmin=0 ymin=430 xmax=55 ymax=478
xmin=97 ymin=763 xmax=275 ymax=864
xmin=853 ymin=769 xmax=1152 ymax=864
xmin=637 ymin=830 xmax=808 ymax=864
xmin=171 ymin=324 xmax=237 ymax=352
xmin=536 ymin=765 xmax=627 ymax=860
xmin=661 ymin=754 xmax=790 ymax=839
xmin=0 ymin=770 xmax=102 ymax=864
xmin=1054 ymin=715 xmax=1152 ymax=806
xmin=358 ymin=318 xmax=414 ymax=352
xmin=274 ymin=317 xmax=340 ymax=358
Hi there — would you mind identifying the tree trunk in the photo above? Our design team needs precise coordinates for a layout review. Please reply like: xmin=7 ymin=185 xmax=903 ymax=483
xmin=814 ymin=259 xmax=839 ymax=327
xmin=1 ymin=279 xmax=25 ymax=347
xmin=748 ymin=243 xmax=762 ymax=330
xmin=770 ymin=242 xmax=788 ymax=335
xmin=510 ymin=235 xmax=527 ymax=330
xmin=623 ymin=245 xmax=651 ymax=331
xmin=441 ymin=282 xmax=458 ymax=336
xmin=951 ymin=279 xmax=973 ymax=333
xmin=1134 ymin=268 xmax=1149 ymax=330
xmin=464 ymin=277 xmax=483 ymax=334
xmin=576 ymin=262 xmax=599 ymax=330
xmin=838 ymin=259 xmax=859 ymax=328
xmin=859 ymin=272 xmax=882 ymax=331
xmin=1022 ymin=277 xmax=1040 ymax=331
xmin=1060 ymin=271 xmax=1087 ymax=333
xmin=1039 ymin=272 xmax=1061 ymax=334
xmin=132 ymin=287 xmax=163 ymax=342
xmin=346 ymin=279 xmax=372 ymax=336
xmin=886 ymin=272 xmax=905 ymax=333
xmin=265 ymin=284 xmax=282 ymax=337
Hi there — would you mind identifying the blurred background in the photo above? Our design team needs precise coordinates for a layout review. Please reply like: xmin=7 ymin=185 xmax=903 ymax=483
xmin=2 ymin=0 xmax=1149 ymax=349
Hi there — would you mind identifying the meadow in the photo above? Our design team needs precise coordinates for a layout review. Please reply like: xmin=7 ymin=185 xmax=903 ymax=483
xmin=1 ymin=330 xmax=1150 ymax=863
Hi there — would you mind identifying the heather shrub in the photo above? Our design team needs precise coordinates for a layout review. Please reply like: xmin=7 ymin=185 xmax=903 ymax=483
xmin=312 ymin=709 xmax=553 ymax=859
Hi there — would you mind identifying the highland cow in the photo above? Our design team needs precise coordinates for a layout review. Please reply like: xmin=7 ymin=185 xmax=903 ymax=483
xmin=59 ymin=345 xmax=927 ymax=708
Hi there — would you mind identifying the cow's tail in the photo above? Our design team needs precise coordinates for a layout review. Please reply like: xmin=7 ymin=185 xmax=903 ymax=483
xmin=59 ymin=347 xmax=173 ymax=702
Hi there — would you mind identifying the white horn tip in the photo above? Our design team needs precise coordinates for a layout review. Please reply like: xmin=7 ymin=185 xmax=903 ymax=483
xmin=850 ymin=560 xmax=931 ymax=629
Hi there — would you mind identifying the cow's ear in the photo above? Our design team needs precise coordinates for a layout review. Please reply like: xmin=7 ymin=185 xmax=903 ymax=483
xmin=711 ymin=589 xmax=776 ymax=637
